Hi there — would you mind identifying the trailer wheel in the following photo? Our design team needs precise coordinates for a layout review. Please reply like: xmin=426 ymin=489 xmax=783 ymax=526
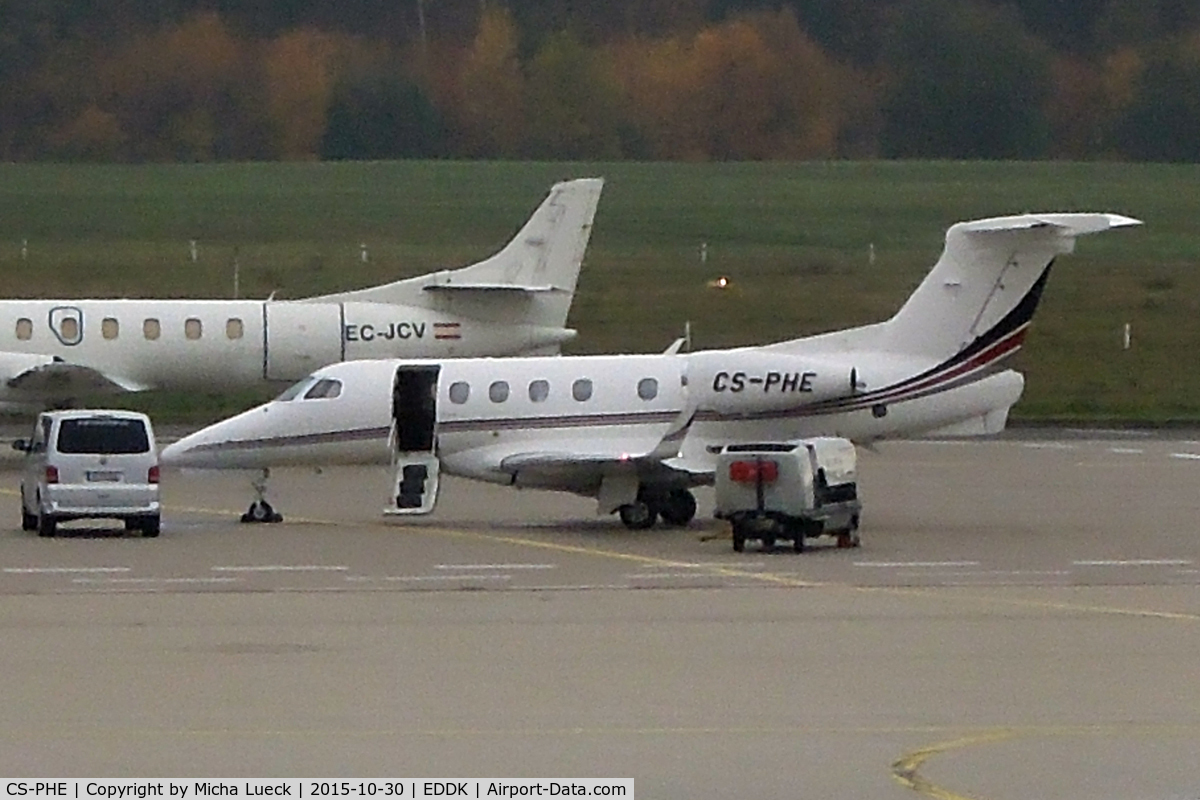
xmin=837 ymin=531 xmax=860 ymax=548
xmin=761 ymin=533 xmax=776 ymax=552
xmin=732 ymin=528 xmax=746 ymax=553
xmin=793 ymin=534 xmax=805 ymax=553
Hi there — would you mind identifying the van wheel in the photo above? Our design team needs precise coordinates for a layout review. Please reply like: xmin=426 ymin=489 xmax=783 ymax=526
xmin=793 ymin=534 xmax=805 ymax=553
xmin=242 ymin=501 xmax=283 ymax=524
xmin=22 ymin=508 xmax=37 ymax=531
xmin=37 ymin=513 xmax=57 ymax=538
xmin=761 ymin=533 xmax=776 ymax=552
xmin=141 ymin=515 xmax=161 ymax=538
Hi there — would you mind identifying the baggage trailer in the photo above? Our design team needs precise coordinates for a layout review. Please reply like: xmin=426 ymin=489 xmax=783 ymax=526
xmin=714 ymin=438 xmax=862 ymax=553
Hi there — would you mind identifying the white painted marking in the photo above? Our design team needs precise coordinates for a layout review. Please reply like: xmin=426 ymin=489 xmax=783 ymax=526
xmin=434 ymin=563 xmax=556 ymax=570
xmin=627 ymin=572 xmax=731 ymax=580
xmin=1021 ymin=442 xmax=1076 ymax=450
xmin=1107 ymin=447 xmax=1144 ymax=454
xmin=1170 ymin=453 xmax=1200 ymax=460
xmin=382 ymin=574 xmax=511 ymax=582
xmin=1072 ymin=559 xmax=1192 ymax=567
xmin=1066 ymin=428 xmax=1150 ymax=437
xmin=854 ymin=561 xmax=981 ymax=568
xmin=72 ymin=577 xmax=241 ymax=585
xmin=4 ymin=566 xmax=131 ymax=574
xmin=211 ymin=565 xmax=349 ymax=572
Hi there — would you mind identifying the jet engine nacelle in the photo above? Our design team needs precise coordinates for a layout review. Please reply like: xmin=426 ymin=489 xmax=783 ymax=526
xmin=687 ymin=351 xmax=858 ymax=415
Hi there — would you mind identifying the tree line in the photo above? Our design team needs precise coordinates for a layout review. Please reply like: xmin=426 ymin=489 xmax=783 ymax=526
xmin=2 ymin=0 xmax=1199 ymax=162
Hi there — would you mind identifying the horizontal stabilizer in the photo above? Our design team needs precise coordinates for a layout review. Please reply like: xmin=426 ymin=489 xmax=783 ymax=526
xmin=422 ymin=280 xmax=557 ymax=293
xmin=956 ymin=213 xmax=1141 ymax=237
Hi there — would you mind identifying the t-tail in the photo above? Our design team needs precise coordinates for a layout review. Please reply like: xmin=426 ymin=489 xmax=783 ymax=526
xmin=303 ymin=177 xmax=604 ymax=352
xmin=879 ymin=213 xmax=1141 ymax=363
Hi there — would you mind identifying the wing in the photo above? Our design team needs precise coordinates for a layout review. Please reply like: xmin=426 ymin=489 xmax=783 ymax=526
xmin=494 ymin=407 xmax=705 ymax=496
xmin=2 ymin=356 xmax=147 ymax=401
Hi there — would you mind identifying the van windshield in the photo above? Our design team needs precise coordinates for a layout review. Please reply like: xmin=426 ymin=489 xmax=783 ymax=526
xmin=57 ymin=418 xmax=150 ymax=454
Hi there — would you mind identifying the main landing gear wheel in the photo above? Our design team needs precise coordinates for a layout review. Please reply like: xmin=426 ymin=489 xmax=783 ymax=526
xmin=618 ymin=501 xmax=656 ymax=530
xmin=658 ymin=489 xmax=698 ymax=527
xmin=240 ymin=468 xmax=283 ymax=523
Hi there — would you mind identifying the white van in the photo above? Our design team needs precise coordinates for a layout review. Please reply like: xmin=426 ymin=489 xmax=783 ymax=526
xmin=14 ymin=410 xmax=161 ymax=537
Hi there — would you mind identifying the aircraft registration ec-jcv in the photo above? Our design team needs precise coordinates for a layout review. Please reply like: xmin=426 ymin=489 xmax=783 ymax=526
xmin=163 ymin=212 xmax=1140 ymax=529
xmin=0 ymin=178 xmax=603 ymax=407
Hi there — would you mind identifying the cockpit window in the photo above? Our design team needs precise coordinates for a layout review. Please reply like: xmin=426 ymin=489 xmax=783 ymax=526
xmin=275 ymin=377 xmax=317 ymax=402
xmin=303 ymin=378 xmax=342 ymax=400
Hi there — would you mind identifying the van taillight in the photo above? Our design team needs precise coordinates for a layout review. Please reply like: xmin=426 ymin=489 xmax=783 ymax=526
xmin=44 ymin=466 xmax=59 ymax=484
xmin=147 ymin=465 xmax=160 ymax=484
xmin=729 ymin=459 xmax=778 ymax=484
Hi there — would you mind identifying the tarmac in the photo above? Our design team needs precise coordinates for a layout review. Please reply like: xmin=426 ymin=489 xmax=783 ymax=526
xmin=1 ymin=430 xmax=1198 ymax=798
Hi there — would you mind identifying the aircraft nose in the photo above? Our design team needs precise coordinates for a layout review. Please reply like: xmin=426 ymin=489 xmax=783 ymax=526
xmin=160 ymin=432 xmax=212 ymax=468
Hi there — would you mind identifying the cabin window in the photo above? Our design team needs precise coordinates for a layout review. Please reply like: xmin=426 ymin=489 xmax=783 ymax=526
xmin=489 ymin=380 xmax=510 ymax=403
xmin=102 ymin=318 xmax=119 ymax=340
xmin=572 ymin=378 xmax=593 ymax=402
xmin=303 ymin=378 xmax=342 ymax=400
xmin=448 ymin=381 xmax=470 ymax=404
xmin=226 ymin=318 xmax=244 ymax=339
xmin=528 ymin=379 xmax=550 ymax=403
xmin=185 ymin=318 xmax=202 ymax=340
xmin=638 ymin=377 xmax=659 ymax=401
xmin=15 ymin=318 xmax=32 ymax=340
xmin=60 ymin=317 xmax=79 ymax=342
xmin=143 ymin=318 xmax=161 ymax=340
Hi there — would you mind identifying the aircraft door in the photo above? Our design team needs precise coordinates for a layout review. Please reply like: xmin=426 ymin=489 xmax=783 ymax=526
xmin=385 ymin=365 xmax=441 ymax=515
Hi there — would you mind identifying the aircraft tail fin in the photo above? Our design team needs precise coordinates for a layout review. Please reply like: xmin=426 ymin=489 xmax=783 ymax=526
xmin=306 ymin=178 xmax=603 ymax=332
xmin=878 ymin=213 xmax=1140 ymax=362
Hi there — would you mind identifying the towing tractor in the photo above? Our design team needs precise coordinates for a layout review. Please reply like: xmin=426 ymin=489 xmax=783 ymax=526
xmin=714 ymin=438 xmax=862 ymax=553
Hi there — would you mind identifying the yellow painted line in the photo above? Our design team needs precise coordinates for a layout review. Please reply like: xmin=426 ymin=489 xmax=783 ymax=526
xmin=892 ymin=730 xmax=1018 ymax=800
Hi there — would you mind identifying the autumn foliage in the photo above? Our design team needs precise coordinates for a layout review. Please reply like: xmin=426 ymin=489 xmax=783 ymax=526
xmin=2 ymin=0 xmax=1199 ymax=162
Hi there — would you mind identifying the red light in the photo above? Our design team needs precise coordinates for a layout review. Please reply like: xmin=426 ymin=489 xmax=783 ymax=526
xmin=728 ymin=459 xmax=778 ymax=484
xmin=148 ymin=465 xmax=160 ymax=484
xmin=44 ymin=466 xmax=59 ymax=484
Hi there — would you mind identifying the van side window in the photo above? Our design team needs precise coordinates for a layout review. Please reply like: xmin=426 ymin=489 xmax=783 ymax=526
xmin=185 ymin=318 xmax=202 ymax=340
xmin=572 ymin=378 xmax=593 ymax=402
xmin=102 ymin=318 xmax=119 ymax=340
xmin=226 ymin=318 xmax=244 ymax=339
xmin=143 ymin=319 xmax=161 ymax=340
xmin=637 ymin=377 xmax=658 ymax=400
xmin=448 ymin=381 xmax=470 ymax=404
xmin=15 ymin=318 xmax=32 ymax=340
xmin=489 ymin=380 xmax=510 ymax=403
xmin=528 ymin=379 xmax=550 ymax=402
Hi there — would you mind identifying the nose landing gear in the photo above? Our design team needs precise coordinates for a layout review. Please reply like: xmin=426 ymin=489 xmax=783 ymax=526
xmin=241 ymin=468 xmax=283 ymax=523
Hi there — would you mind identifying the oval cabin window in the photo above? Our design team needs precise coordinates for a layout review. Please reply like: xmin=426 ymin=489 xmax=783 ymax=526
xmin=226 ymin=318 xmax=244 ymax=339
xmin=143 ymin=319 xmax=161 ymax=341
xmin=572 ymin=378 xmax=593 ymax=402
xmin=185 ymin=318 xmax=202 ymax=340
xmin=489 ymin=381 xmax=510 ymax=403
xmin=528 ymin=379 xmax=550 ymax=403
xmin=102 ymin=318 xmax=119 ymax=340
xmin=15 ymin=318 xmax=32 ymax=341
xmin=448 ymin=381 xmax=470 ymax=404
xmin=637 ymin=377 xmax=659 ymax=401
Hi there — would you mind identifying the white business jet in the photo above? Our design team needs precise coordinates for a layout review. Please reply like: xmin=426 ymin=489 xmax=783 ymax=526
xmin=0 ymin=177 xmax=603 ymax=406
xmin=163 ymin=212 xmax=1139 ymax=528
